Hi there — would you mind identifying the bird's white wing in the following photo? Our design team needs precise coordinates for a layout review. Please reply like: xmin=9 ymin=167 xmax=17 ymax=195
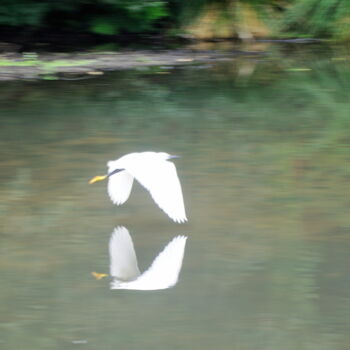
xmin=129 ymin=161 xmax=187 ymax=223
xmin=109 ymin=226 xmax=140 ymax=280
xmin=107 ymin=170 xmax=134 ymax=205
xmin=122 ymin=236 xmax=187 ymax=290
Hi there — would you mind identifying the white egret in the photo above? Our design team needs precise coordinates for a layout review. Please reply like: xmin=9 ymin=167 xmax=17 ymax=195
xmin=89 ymin=152 xmax=187 ymax=223
xmin=109 ymin=226 xmax=187 ymax=290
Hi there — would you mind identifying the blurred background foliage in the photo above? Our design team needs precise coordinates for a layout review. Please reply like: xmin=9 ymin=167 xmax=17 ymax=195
xmin=0 ymin=0 xmax=169 ymax=37
xmin=0 ymin=0 xmax=349 ymax=41
xmin=280 ymin=0 xmax=350 ymax=40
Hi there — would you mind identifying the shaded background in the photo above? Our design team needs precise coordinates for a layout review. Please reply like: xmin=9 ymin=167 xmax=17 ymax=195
xmin=0 ymin=0 xmax=350 ymax=45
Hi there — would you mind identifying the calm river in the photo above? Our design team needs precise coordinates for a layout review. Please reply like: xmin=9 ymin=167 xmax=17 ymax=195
xmin=1 ymin=43 xmax=350 ymax=350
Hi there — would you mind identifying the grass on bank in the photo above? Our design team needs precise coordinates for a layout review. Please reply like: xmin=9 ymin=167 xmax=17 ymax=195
xmin=0 ymin=55 xmax=94 ymax=71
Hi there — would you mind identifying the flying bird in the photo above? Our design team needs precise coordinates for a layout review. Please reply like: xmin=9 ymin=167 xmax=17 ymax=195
xmin=109 ymin=226 xmax=187 ymax=290
xmin=89 ymin=152 xmax=187 ymax=223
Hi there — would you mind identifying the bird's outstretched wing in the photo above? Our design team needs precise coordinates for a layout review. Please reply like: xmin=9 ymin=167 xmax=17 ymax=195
xmin=109 ymin=226 xmax=140 ymax=281
xmin=107 ymin=166 xmax=134 ymax=205
xmin=130 ymin=161 xmax=187 ymax=223
xmin=124 ymin=235 xmax=187 ymax=290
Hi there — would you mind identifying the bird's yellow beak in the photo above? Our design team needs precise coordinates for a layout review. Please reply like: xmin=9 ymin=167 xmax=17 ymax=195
xmin=91 ymin=271 xmax=108 ymax=280
xmin=89 ymin=175 xmax=107 ymax=184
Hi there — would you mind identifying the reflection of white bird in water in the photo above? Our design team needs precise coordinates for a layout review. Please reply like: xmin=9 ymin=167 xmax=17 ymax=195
xmin=89 ymin=152 xmax=187 ymax=223
xmin=109 ymin=226 xmax=187 ymax=290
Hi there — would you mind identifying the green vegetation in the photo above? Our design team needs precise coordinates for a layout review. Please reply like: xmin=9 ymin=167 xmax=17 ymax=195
xmin=0 ymin=0 xmax=168 ymax=35
xmin=0 ymin=53 xmax=94 ymax=78
xmin=0 ymin=57 xmax=93 ymax=69
xmin=0 ymin=0 xmax=349 ymax=40
xmin=280 ymin=0 xmax=350 ymax=40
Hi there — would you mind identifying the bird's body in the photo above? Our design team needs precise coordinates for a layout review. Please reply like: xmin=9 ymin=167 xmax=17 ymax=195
xmin=109 ymin=226 xmax=187 ymax=290
xmin=90 ymin=152 xmax=187 ymax=223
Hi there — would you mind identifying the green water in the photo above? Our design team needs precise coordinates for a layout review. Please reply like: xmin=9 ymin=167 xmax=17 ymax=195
xmin=1 ymin=43 xmax=350 ymax=350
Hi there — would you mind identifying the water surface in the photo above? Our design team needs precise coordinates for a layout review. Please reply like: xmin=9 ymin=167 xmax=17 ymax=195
xmin=1 ymin=43 xmax=350 ymax=350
